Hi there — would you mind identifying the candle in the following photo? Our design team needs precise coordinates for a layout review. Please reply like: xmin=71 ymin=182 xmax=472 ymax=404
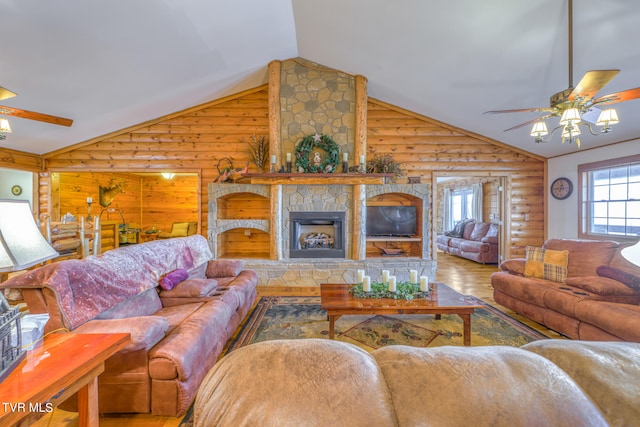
xmin=286 ymin=152 xmax=292 ymax=162
xmin=360 ymin=154 xmax=366 ymax=164
xmin=420 ymin=276 xmax=429 ymax=292
xmin=343 ymin=152 xmax=348 ymax=162
xmin=410 ymin=270 xmax=418 ymax=284
xmin=87 ymin=197 xmax=92 ymax=204
xmin=357 ymin=269 xmax=365 ymax=284
xmin=363 ymin=276 xmax=371 ymax=292
xmin=382 ymin=270 xmax=390 ymax=284
xmin=388 ymin=276 xmax=397 ymax=292
xmin=271 ymin=155 xmax=277 ymax=164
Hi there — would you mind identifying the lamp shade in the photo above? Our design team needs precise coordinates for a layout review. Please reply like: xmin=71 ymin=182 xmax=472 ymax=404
xmin=562 ymin=125 xmax=581 ymax=138
xmin=559 ymin=108 xmax=581 ymax=125
xmin=530 ymin=121 xmax=549 ymax=137
xmin=0 ymin=199 xmax=58 ymax=272
xmin=596 ymin=108 xmax=619 ymax=126
xmin=0 ymin=118 xmax=11 ymax=133
xmin=621 ymin=241 xmax=640 ymax=268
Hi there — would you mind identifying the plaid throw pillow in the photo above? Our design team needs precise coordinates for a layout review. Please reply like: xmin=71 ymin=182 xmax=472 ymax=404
xmin=524 ymin=246 xmax=569 ymax=283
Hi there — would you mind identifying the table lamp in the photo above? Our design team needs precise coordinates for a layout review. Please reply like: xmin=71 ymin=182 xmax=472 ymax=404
xmin=621 ymin=241 xmax=640 ymax=268
xmin=0 ymin=199 xmax=58 ymax=381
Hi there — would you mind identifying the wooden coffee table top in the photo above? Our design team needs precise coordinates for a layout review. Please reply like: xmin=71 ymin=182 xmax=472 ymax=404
xmin=320 ymin=282 xmax=482 ymax=312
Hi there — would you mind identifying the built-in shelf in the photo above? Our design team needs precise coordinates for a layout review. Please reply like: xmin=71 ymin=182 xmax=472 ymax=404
xmin=243 ymin=173 xmax=393 ymax=185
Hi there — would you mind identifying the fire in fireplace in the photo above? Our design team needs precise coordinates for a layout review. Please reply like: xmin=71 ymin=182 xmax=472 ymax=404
xmin=289 ymin=211 xmax=345 ymax=258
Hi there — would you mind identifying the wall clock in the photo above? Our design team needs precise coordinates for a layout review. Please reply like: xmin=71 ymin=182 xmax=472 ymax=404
xmin=11 ymin=185 xmax=22 ymax=196
xmin=550 ymin=177 xmax=573 ymax=200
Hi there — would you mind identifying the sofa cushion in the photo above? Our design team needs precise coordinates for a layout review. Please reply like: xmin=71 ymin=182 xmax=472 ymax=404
xmin=566 ymin=276 xmax=639 ymax=296
xmin=543 ymin=239 xmax=619 ymax=277
xmin=523 ymin=340 xmax=640 ymax=427
xmin=499 ymin=258 xmax=525 ymax=275
xmin=470 ymin=222 xmax=490 ymax=241
xmin=73 ymin=316 xmax=169 ymax=352
xmin=96 ymin=288 xmax=163 ymax=320
xmin=206 ymin=259 xmax=244 ymax=278
xmin=160 ymin=269 xmax=189 ymax=291
xmin=159 ymin=278 xmax=218 ymax=298
xmin=524 ymin=246 xmax=569 ymax=283
xmin=171 ymin=222 xmax=190 ymax=237
xmin=444 ymin=219 xmax=471 ymax=237
xmin=596 ymin=265 xmax=640 ymax=291
xmin=481 ymin=223 xmax=499 ymax=244
xmin=462 ymin=221 xmax=476 ymax=240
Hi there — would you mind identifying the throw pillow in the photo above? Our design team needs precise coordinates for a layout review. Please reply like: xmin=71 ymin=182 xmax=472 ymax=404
xmin=160 ymin=268 xmax=189 ymax=291
xmin=524 ymin=246 xmax=569 ymax=283
xmin=596 ymin=265 xmax=640 ymax=291
xmin=206 ymin=259 xmax=245 ymax=278
xmin=170 ymin=222 xmax=190 ymax=237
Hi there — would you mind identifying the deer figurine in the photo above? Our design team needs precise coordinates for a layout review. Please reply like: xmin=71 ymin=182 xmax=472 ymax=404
xmin=99 ymin=180 xmax=125 ymax=207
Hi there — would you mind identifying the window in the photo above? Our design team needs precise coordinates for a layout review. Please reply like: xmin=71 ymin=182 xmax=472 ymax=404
xmin=579 ymin=154 xmax=640 ymax=240
xmin=451 ymin=188 xmax=474 ymax=224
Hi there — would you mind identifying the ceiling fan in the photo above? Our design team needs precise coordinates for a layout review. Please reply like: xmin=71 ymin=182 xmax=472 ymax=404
xmin=484 ymin=0 xmax=640 ymax=147
xmin=0 ymin=85 xmax=73 ymax=140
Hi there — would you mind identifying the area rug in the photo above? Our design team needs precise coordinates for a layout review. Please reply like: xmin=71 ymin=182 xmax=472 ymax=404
xmin=179 ymin=295 xmax=548 ymax=425
xmin=227 ymin=295 xmax=548 ymax=352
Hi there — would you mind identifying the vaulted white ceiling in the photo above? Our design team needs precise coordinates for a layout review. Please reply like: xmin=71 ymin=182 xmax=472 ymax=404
xmin=1 ymin=0 xmax=639 ymax=158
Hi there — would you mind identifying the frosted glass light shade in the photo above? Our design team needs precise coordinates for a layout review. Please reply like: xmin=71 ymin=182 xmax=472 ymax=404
xmin=596 ymin=108 xmax=619 ymax=126
xmin=559 ymin=108 xmax=581 ymax=125
xmin=0 ymin=118 xmax=11 ymax=133
xmin=0 ymin=200 xmax=58 ymax=272
xmin=530 ymin=121 xmax=548 ymax=137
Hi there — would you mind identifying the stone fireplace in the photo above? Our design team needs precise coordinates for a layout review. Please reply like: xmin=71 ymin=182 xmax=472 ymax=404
xmin=290 ymin=211 xmax=345 ymax=259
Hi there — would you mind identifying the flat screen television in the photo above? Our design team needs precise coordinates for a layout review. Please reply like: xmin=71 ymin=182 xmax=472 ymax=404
xmin=366 ymin=206 xmax=417 ymax=237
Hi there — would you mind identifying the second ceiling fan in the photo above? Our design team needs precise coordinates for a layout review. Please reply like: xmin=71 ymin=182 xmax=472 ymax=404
xmin=485 ymin=0 xmax=640 ymax=147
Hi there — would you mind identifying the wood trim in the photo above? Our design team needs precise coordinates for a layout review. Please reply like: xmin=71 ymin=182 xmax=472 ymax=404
xmin=268 ymin=60 xmax=281 ymax=163
xmin=355 ymin=75 xmax=368 ymax=162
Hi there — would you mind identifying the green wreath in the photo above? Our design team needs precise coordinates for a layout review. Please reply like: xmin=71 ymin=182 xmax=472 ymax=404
xmin=294 ymin=134 xmax=340 ymax=173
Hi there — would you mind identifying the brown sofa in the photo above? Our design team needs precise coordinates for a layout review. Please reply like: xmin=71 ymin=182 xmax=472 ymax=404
xmin=194 ymin=338 xmax=640 ymax=426
xmin=1 ymin=235 xmax=257 ymax=417
xmin=492 ymin=239 xmax=640 ymax=341
xmin=437 ymin=220 xmax=499 ymax=264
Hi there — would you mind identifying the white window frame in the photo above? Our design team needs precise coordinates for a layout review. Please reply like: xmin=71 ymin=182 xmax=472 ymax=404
xmin=578 ymin=154 xmax=640 ymax=242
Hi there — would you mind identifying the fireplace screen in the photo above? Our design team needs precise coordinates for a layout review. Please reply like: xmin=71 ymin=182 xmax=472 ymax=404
xmin=290 ymin=211 xmax=345 ymax=258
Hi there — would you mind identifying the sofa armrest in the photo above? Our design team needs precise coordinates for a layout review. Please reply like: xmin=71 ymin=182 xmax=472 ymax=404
xmin=499 ymin=259 xmax=525 ymax=275
xmin=565 ymin=276 xmax=640 ymax=297
xmin=481 ymin=235 xmax=498 ymax=244
xmin=73 ymin=316 xmax=169 ymax=352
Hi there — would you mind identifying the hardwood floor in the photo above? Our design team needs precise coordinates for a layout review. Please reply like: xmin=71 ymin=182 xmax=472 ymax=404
xmin=33 ymin=252 xmax=562 ymax=427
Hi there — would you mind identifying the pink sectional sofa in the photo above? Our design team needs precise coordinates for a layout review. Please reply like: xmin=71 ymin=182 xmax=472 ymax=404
xmin=437 ymin=220 xmax=499 ymax=264
xmin=1 ymin=235 xmax=257 ymax=417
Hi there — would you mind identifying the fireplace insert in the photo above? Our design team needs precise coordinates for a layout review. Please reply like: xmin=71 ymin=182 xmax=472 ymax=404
xmin=290 ymin=211 xmax=345 ymax=258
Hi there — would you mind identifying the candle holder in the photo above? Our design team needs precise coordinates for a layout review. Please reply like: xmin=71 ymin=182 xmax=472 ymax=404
xmin=342 ymin=161 xmax=349 ymax=173
xmin=86 ymin=201 xmax=94 ymax=222
xmin=360 ymin=162 xmax=366 ymax=174
xmin=286 ymin=161 xmax=292 ymax=173
xmin=270 ymin=162 xmax=276 ymax=173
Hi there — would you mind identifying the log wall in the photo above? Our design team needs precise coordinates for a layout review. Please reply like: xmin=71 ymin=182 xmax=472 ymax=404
xmin=39 ymin=85 xmax=545 ymax=258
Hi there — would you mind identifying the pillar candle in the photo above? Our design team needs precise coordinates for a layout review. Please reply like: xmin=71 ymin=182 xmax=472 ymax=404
xmin=271 ymin=155 xmax=277 ymax=164
xmin=286 ymin=152 xmax=292 ymax=162
xmin=382 ymin=270 xmax=390 ymax=284
xmin=410 ymin=269 xmax=418 ymax=284
xmin=360 ymin=154 xmax=366 ymax=164
xmin=388 ymin=276 xmax=396 ymax=292
xmin=363 ymin=276 xmax=371 ymax=292
xmin=343 ymin=152 xmax=348 ymax=162
xmin=357 ymin=269 xmax=365 ymax=283
xmin=420 ymin=276 xmax=429 ymax=292
xmin=87 ymin=197 xmax=92 ymax=204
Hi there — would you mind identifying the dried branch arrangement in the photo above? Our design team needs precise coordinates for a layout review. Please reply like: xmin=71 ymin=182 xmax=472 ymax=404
xmin=244 ymin=134 xmax=268 ymax=171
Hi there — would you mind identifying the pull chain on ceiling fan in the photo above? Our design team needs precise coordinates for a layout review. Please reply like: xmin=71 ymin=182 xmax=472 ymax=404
xmin=0 ymin=85 xmax=73 ymax=141
xmin=484 ymin=0 xmax=640 ymax=147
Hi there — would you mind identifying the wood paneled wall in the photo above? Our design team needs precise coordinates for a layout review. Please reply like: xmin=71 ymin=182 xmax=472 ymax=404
xmin=39 ymin=85 xmax=545 ymax=257
xmin=0 ymin=147 xmax=41 ymax=172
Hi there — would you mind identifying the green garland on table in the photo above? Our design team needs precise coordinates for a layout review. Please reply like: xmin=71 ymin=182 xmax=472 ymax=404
xmin=350 ymin=281 xmax=431 ymax=300
xmin=294 ymin=133 xmax=340 ymax=173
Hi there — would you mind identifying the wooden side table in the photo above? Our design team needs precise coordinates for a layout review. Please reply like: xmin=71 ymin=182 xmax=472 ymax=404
xmin=139 ymin=232 xmax=159 ymax=243
xmin=0 ymin=333 xmax=130 ymax=427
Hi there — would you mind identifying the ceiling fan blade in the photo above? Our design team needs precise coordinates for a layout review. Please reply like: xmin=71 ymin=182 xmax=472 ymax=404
xmin=592 ymin=87 xmax=640 ymax=106
xmin=503 ymin=114 xmax=555 ymax=132
xmin=0 ymin=105 xmax=73 ymax=127
xmin=484 ymin=107 xmax=554 ymax=114
xmin=0 ymin=86 xmax=17 ymax=101
xmin=569 ymin=70 xmax=619 ymax=101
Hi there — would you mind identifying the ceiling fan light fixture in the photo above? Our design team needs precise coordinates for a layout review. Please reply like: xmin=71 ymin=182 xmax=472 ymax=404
xmin=561 ymin=124 xmax=581 ymax=147
xmin=559 ymin=108 xmax=581 ymax=126
xmin=161 ymin=172 xmax=175 ymax=180
xmin=0 ymin=118 xmax=11 ymax=140
xmin=530 ymin=121 xmax=549 ymax=143
xmin=596 ymin=108 xmax=619 ymax=133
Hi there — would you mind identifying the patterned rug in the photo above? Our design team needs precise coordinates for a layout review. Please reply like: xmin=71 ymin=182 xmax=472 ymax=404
xmin=227 ymin=295 xmax=548 ymax=352
xmin=179 ymin=295 xmax=547 ymax=425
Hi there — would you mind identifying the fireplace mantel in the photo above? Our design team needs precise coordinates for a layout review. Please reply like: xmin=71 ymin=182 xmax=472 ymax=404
xmin=242 ymin=173 xmax=393 ymax=185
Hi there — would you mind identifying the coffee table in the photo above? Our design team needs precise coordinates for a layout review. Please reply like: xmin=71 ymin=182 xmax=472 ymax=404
xmin=320 ymin=282 xmax=483 ymax=346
